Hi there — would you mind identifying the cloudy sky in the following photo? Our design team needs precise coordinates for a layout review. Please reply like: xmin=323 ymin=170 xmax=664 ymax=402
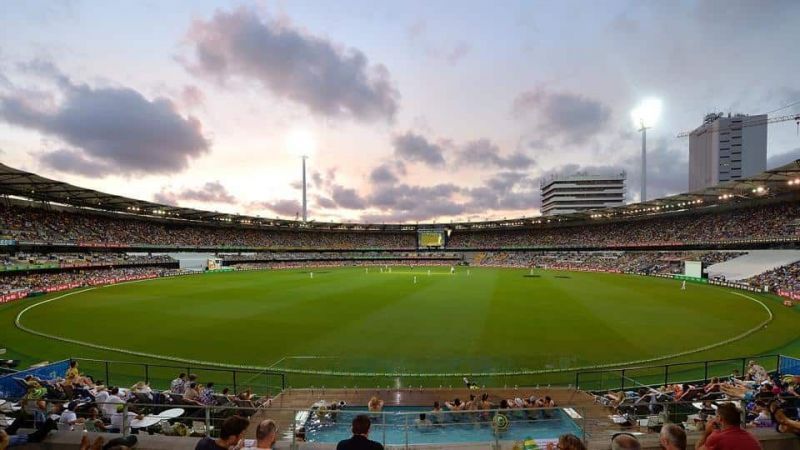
xmin=1 ymin=0 xmax=799 ymax=223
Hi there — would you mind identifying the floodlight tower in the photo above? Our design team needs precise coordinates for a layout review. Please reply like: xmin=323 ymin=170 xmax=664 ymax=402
xmin=638 ymin=120 xmax=649 ymax=203
xmin=631 ymin=98 xmax=662 ymax=203
xmin=285 ymin=127 xmax=316 ymax=222
xmin=301 ymin=155 xmax=308 ymax=222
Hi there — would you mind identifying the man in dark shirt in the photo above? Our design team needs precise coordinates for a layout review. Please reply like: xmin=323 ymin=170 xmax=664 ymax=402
xmin=195 ymin=416 xmax=249 ymax=450
xmin=336 ymin=414 xmax=384 ymax=450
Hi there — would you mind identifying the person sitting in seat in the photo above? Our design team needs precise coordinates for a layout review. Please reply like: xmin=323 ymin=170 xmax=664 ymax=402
xmin=170 ymin=373 xmax=187 ymax=394
xmin=746 ymin=361 xmax=768 ymax=384
xmin=83 ymin=407 xmax=108 ymax=432
xmin=183 ymin=382 xmax=204 ymax=406
xmin=695 ymin=403 xmax=761 ymax=450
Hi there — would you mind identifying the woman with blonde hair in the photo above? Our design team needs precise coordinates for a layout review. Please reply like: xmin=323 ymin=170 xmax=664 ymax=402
xmin=368 ymin=396 xmax=384 ymax=412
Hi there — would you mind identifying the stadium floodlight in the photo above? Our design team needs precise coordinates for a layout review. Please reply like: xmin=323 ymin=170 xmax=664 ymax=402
xmin=631 ymin=98 xmax=662 ymax=203
xmin=285 ymin=128 xmax=317 ymax=222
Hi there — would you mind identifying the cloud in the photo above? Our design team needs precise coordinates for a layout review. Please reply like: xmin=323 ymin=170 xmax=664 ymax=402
xmin=154 ymin=181 xmax=237 ymax=206
xmin=456 ymin=138 xmax=536 ymax=169
xmin=0 ymin=64 xmax=210 ymax=177
xmin=442 ymin=42 xmax=471 ymax=65
xmin=767 ymin=147 xmax=800 ymax=169
xmin=331 ymin=184 xmax=367 ymax=209
xmin=464 ymin=171 xmax=539 ymax=210
xmin=392 ymin=131 xmax=445 ymax=167
xmin=39 ymin=148 xmax=114 ymax=177
xmin=183 ymin=7 xmax=399 ymax=122
xmin=180 ymin=85 xmax=206 ymax=109
xmin=512 ymin=87 xmax=611 ymax=144
xmin=405 ymin=19 xmax=470 ymax=65
xmin=369 ymin=161 xmax=405 ymax=184
xmin=250 ymin=199 xmax=302 ymax=217
xmin=315 ymin=196 xmax=336 ymax=209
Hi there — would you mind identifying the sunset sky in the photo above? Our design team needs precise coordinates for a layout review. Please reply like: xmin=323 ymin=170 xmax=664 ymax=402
xmin=1 ymin=0 xmax=799 ymax=223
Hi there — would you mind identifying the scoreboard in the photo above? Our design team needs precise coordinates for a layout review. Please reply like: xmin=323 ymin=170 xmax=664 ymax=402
xmin=418 ymin=230 xmax=445 ymax=248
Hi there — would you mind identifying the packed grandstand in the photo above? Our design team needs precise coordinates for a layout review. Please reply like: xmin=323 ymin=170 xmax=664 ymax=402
xmin=0 ymin=159 xmax=798 ymax=301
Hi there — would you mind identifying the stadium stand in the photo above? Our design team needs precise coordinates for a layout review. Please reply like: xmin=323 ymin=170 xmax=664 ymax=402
xmin=706 ymin=250 xmax=800 ymax=281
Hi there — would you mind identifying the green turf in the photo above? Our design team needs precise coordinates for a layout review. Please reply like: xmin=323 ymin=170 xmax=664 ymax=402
xmin=1 ymin=267 xmax=799 ymax=391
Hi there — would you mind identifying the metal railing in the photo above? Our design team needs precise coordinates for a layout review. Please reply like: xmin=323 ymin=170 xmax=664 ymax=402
xmin=70 ymin=358 xmax=285 ymax=397
xmin=575 ymin=354 xmax=781 ymax=392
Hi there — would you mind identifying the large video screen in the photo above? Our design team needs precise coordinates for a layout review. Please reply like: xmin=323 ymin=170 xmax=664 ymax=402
xmin=418 ymin=230 xmax=445 ymax=248
xmin=684 ymin=261 xmax=703 ymax=278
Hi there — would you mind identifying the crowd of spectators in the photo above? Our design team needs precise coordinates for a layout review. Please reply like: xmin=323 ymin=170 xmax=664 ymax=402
xmin=0 ymin=204 xmax=416 ymax=249
xmin=449 ymin=202 xmax=799 ymax=249
xmin=0 ymin=266 xmax=184 ymax=294
xmin=222 ymin=251 xmax=461 ymax=262
xmin=745 ymin=261 xmax=800 ymax=294
xmin=2 ymin=200 xmax=798 ymax=252
xmin=599 ymin=360 xmax=799 ymax=444
xmin=1 ymin=253 xmax=174 ymax=270
xmin=473 ymin=251 xmax=744 ymax=276
xmin=0 ymin=362 xmax=273 ymax=447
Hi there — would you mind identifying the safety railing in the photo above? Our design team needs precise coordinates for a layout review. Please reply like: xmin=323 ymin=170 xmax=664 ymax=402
xmin=575 ymin=354 xmax=781 ymax=392
xmin=70 ymin=357 xmax=285 ymax=397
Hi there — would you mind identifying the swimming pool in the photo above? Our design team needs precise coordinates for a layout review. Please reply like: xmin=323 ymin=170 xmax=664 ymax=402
xmin=302 ymin=406 xmax=583 ymax=445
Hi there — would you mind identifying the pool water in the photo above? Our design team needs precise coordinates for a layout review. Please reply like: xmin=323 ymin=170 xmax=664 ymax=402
xmin=303 ymin=406 xmax=583 ymax=445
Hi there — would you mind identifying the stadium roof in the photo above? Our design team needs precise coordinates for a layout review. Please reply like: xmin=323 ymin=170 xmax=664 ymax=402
xmin=0 ymin=160 xmax=799 ymax=231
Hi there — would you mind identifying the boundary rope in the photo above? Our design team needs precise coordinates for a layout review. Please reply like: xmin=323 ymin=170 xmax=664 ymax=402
xmin=14 ymin=279 xmax=775 ymax=378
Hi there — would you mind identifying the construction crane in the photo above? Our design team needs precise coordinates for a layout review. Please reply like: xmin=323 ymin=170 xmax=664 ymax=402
xmin=676 ymin=113 xmax=800 ymax=138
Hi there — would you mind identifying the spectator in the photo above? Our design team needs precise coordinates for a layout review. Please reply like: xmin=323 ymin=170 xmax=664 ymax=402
xmin=83 ymin=407 xmax=108 ymax=432
xmin=368 ymin=396 xmax=384 ymax=412
xmin=200 ymin=382 xmax=216 ymax=405
xmin=547 ymin=434 xmax=586 ymax=450
xmin=195 ymin=415 xmax=249 ymax=450
xmin=101 ymin=387 xmax=124 ymax=418
xmin=612 ymin=433 xmax=641 ymax=450
xmin=170 ymin=373 xmax=187 ymax=394
xmin=414 ymin=413 xmax=432 ymax=429
xmin=254 ymin=419 xmax=277 ymax=450
xmin=660 ymin=424 xmax=687 ymax=450
xmin=57 ymin=401 xmax=84 ymax=431
xmin=184 ymin=382 xmax=203 ymax=406
xmin=336 ymin=414 xmax=384 ymax=450
xmin=695 ymin=403 xmax=761 ymax=450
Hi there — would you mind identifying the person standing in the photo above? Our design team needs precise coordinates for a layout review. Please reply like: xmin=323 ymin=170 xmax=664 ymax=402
xmin=336 ymin=415 xmax=384 ymax=450
xmin=254 ymin=419 xmax=277 ymax=450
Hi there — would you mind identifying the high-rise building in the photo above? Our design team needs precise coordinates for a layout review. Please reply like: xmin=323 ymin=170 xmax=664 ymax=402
xmin=540 ymin=173 xmax=626 ymax=216
xmin=688 ymin=113 xmax=767 ymax=191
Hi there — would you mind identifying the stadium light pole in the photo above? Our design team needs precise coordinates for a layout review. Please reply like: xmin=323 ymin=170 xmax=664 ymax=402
xmin=631 ymin=98 xmax=662 ymax=203
xmin=638 ymin=120 xmax=648 ymax=203
xmin=285 ymin=127 xmax=316 ymax=222
xmin=301 ymin=155 xmax=308 ymax=222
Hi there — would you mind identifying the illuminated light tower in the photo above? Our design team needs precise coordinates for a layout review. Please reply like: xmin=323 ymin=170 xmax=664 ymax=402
xmin=285 ymin=128 xmax=317 ymax=222
xmin=631 ymin=98 xmax=662 ymax=203
xmin=301 ymin=155 xmax=308 ymax=222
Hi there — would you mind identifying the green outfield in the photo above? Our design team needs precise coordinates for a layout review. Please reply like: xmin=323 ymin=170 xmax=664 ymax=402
xmin=1 ymin=267 xmax=799 ymax=390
